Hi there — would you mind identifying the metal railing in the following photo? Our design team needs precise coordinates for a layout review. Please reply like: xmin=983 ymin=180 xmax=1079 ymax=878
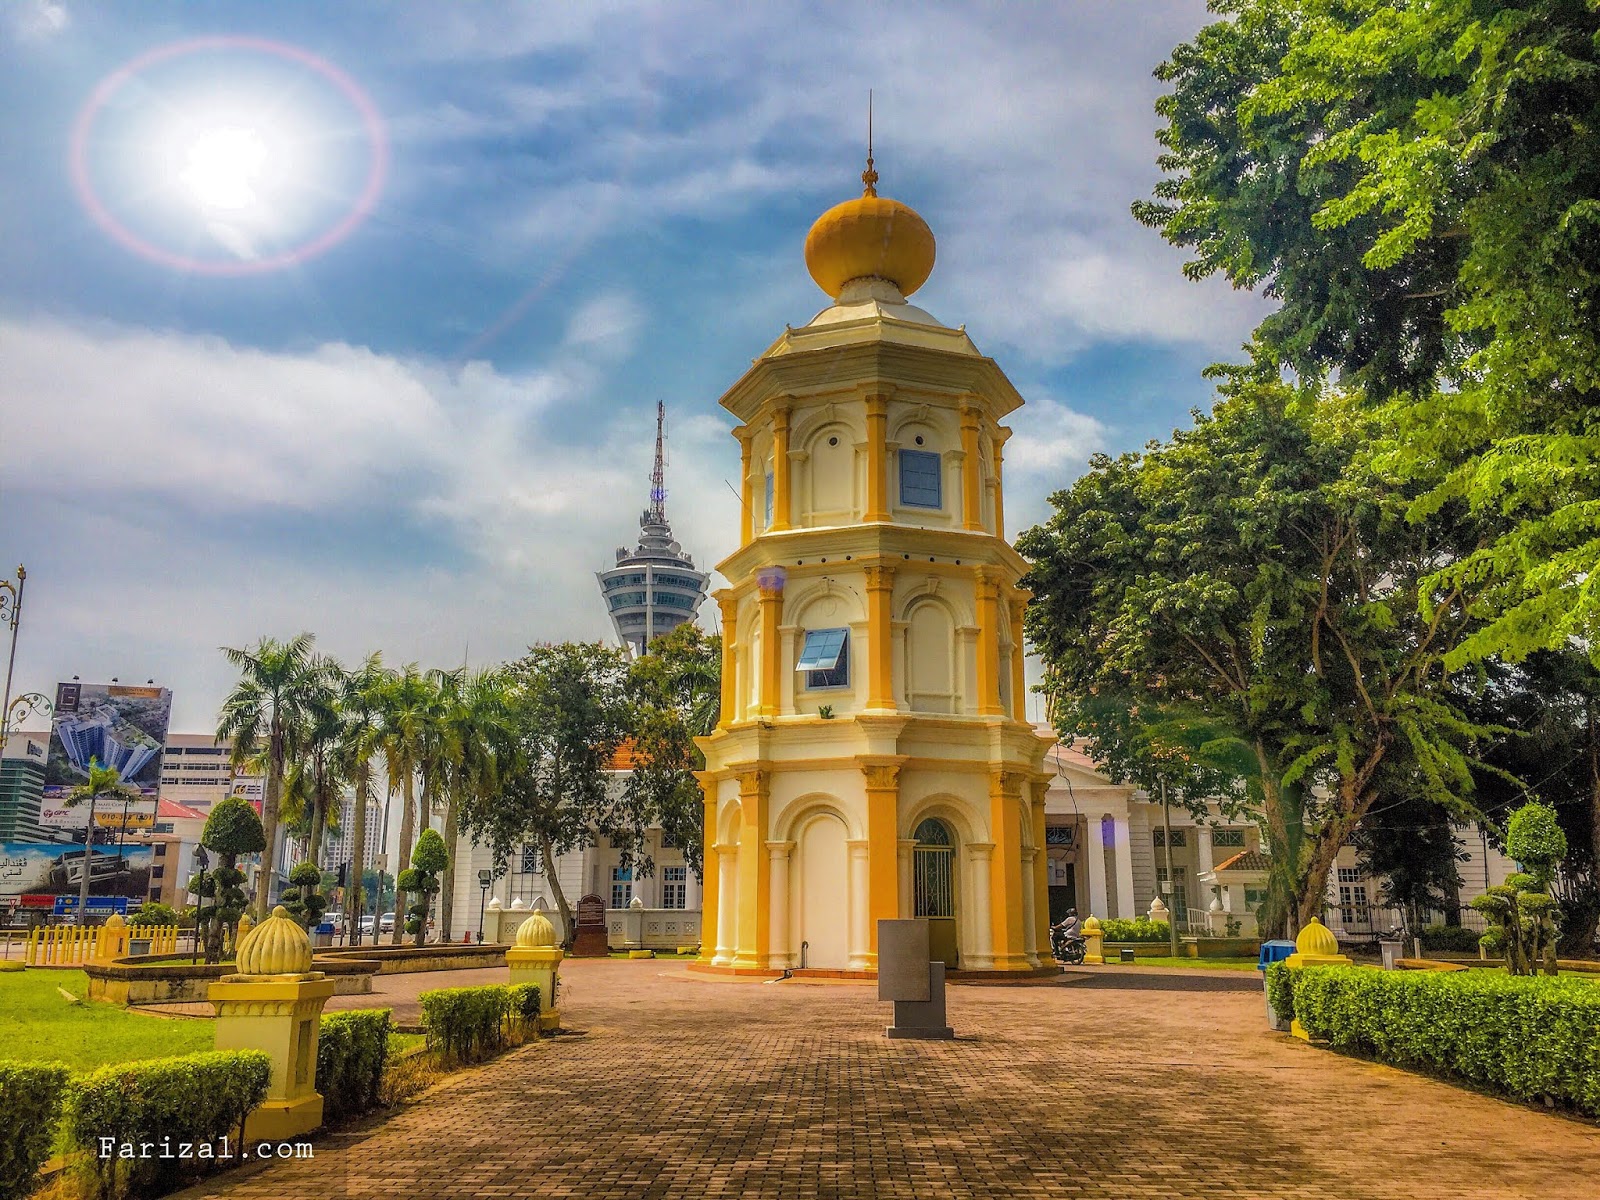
xmin=1321 ymin=904 xmax=1488 ymax=939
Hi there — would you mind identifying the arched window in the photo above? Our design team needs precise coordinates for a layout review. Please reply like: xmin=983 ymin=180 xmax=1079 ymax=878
xmin=913 ymin=818 xmax=955 ymax=918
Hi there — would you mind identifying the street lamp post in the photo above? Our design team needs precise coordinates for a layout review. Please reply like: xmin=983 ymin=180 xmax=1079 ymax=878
xmin=0 ymin=566 xmax=26 ymax=745
xmin=191 ymin=846 xmax=210 ymax=964
xmin=477 ymin=869 xmax=493 ymax=944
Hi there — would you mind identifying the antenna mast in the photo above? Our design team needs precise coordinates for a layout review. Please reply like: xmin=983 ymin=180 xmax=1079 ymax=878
xmin=649 ymin=399 xmax=667 ymax=521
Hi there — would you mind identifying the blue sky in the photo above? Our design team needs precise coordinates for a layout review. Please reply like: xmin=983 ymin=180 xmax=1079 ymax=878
xmin=0 ymin=1 xmax=1267 ymax=731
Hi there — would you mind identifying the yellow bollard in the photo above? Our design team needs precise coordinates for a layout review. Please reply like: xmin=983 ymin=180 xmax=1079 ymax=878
xmin=1081 ymin=915 xmax=1105 ymax=965
xmin=1283 ymin=918 xmax=1352 ymax=1041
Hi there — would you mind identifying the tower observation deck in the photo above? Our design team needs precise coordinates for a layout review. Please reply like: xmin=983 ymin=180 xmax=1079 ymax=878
xmin=597 ymin=401 xmax=710 ymax=656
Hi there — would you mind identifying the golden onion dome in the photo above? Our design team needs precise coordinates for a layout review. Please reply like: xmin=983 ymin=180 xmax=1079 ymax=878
xmin=235 ymin=904 xmax=314 ymax=976
xmin=1294 ymin=917 xmax=1340 ymax=958
xmin=514 ymin=907 xmax=558 ymax=949
xmin=803 ymin=155 xmax=935 ymax=300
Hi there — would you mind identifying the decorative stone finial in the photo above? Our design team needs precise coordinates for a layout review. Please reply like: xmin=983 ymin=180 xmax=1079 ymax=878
xmin=103 ymin=913 xmax=127 ymax=931
xmin=235 ymin=904 xmax=314 ymax=976
xmin=629 ymin=895 xmax=645 ymax=910
xmin=510 ymin=897 xmax=527 ymax=910
xmin=1295 ymin=917 xmax=1339 ymax=958
xmin=1081 ymin=915 xmax=1102 ymax=933
xmin=514 ymin=907 xmax=557 ymax=949
xmin=487 ymin=898 xmax=502 ymax=911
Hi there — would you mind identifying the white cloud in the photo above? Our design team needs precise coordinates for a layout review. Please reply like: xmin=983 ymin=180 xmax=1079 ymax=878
xmin=8 ymin=1 xmax=68 ymax=42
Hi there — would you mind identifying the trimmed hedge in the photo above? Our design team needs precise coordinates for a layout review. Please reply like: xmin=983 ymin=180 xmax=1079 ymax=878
xmin=419 ymin=983 xmax=541 ymax=1064
xmin=1265 ymin=961 xmax=1295 ymax=1021
xmin=317 ymin=1009 xmax=392 ymax=1122
xmin=1420 ymin=923 xmax=1484 ymax=954
xmin=1098 ymin=917 xmax=1169 ymax=943
xmin=0 ymin=1061 xmax=68 ymax=1200
xmin=69 ymin=1050 xmax=270 ymax=1199
xmin=1278 ymin=965 xmax=1600 ymax=1116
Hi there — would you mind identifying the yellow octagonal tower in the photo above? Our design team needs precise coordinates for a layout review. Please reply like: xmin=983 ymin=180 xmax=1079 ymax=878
xmin=694 ymin=156 xmax=1055 ymax=976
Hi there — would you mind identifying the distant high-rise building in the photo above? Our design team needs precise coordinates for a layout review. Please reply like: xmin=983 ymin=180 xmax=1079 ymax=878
xmin=596 ymin=401 xmax=709 ymax=656
xmin=1 ymin=731 xmax=49 ymax=841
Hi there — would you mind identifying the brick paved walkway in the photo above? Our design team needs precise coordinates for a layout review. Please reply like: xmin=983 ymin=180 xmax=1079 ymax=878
xmin=180 ymin=959 xmax=1600 ymax=1200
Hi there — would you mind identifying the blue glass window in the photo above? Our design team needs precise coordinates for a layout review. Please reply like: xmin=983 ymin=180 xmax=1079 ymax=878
xmin=797 ymin=628 xmax=850 ymax=689
xmin=899 ymin=449 xmax=942 ymax=508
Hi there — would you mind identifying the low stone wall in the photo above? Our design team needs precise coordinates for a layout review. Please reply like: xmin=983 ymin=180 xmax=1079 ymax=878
xmin=316 ymin=942 xmax=508 ymax=974
xmin=604 ymin=908 xmax=701 ymax=952
xmin=82 ymin=953 xmax=378 ymax=1005
xmin=1182 ymin=936 xmax=1262 ymax=959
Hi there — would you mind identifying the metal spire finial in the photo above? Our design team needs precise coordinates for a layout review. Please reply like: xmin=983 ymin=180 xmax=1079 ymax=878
xmin=862 ymin=89 xmax=878 ymax=197
xmin=649 ymin=399 xmax=667 ymax=521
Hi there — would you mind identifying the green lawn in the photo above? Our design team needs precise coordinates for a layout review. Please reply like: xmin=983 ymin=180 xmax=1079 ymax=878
xmin=0 ymin=968 xmax=213 ymax=1071
xmin=1102 ymin=956 xmax=1260 ymax=971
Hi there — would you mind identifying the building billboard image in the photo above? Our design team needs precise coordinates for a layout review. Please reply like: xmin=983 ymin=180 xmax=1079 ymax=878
xmin=0 ymin=841 xmax=153 ymax=901
xmin=41 ymin=682 xmax=172 ymax=825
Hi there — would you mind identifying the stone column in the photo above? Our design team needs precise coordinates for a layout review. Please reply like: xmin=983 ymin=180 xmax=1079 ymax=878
xmin=864 ymin=392 xmax=890 ymax=522
xmin=757 ymin=577 xmax=784 ymax=718
xmin=1112 ymin=816 xmax=1136 ymax=919
xmin=1196 ymin=825 xmax=1215 ymax=925
xmin=897 ymin=839 xmax=917 ymax=918
xmin=733 ymin=769 xmax=770 ymax=970
xmin=766 ymin=841 xmax=794 ymax=969
xmin=992 ymin=427 xmax=1011 ymax=539
xmin=209 ymin=905 xmax=336 ymax=1141
xmin=714 ymin=842 xmax=738 ymax=966
xmin=1020 ymin=847 xmax=1039 ymax=968
xmin=987 ymin=771 xmax=1028 ymax=970
xmin=770 ymin=400 xmax=792 ymax=531
xmin=737 ymin=427 xmax=754 ymax=546
xmin=1008 ymin=594 xmax=1029 ymax=722
xmin=967 ymin=843 xmax=996 ymax=969
xmin=1031 ymin=793 xmax=1051 ymax=960
xmin=697 ymin=780 xmax=719 ymax=966
xmin=960 ymin=401 xmax=983 ymax=531
xmin=847 ymin=840 xmax=872 ymax=971
xmin=864 ymin=563 xmax=897 ymax=712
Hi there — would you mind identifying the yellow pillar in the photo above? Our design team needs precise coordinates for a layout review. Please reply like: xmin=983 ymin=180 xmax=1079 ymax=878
xmin=864 ymin=562 xmax=896 ymax=711
xmin=993 ymin=427 xmax=1011 ymax=539
xmin=1283 ymin=917 xmax=1352 ymax=1041
xmin=757 ymin=579 xmax=783 ymax=718
xmin=861 ymin=759 xmax=903 ymax=967
xmin=1009 ymin=591 xmax=1029 ymax=721
xmin=975 ymin=567 xmax=1003 ymax=716
xmin=733 ymin=769 xmax=770 ymax=970
xmin=209 ymin=906 xmax=335 ymax=1141
xmin=506 ymin=908 xmax=565 ymax=1032
xmin=1030 ymin=791 xmax=1050 ymax=961
xmin=960 ymin=403 xmax=983 ymax=531
xmin=770 ymin=402 xmax=792 ymax=531
xmin=1082 ymin=915 xmax=1104 ymax=964
xmin=716 ymin=591 xmax=738 ymax=729
xmin=864 ymin=392 xmax=890 ymax=522
xmin=737 ymin=427 xmax=754 ymax=546
xmin=989 ymin=771 xmax=1028 ymax=970
xmin=697 ymin=776 xmax=720 ymax=966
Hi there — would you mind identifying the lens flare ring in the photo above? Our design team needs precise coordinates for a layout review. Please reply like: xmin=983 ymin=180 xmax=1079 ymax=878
xmin=70 ymin=35 xmax=389 ymax=276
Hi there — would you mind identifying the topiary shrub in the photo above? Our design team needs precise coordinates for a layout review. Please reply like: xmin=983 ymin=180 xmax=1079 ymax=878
xmin=1281 ymin=966 xmax=1600 ymax=1116
xmin=280 ymin=862 xmax=327 ymax=931
xmin=399 ymin=829 xmax=448 ymax=946
xmin=69 ymin=1050 xmax=270 ymax=1200
xmin=1472 ymin=802 xmax=1568 ymax=976
xmin=1099 ymin=917 xmax=1170 ymax=943
xmin=0 ymin=1061 xmax=68 ymax=1200
xmin=196 ymin=797 xmax=266 ymax=964
xmin=317 ymin=1009 xmax=391 ymax=1122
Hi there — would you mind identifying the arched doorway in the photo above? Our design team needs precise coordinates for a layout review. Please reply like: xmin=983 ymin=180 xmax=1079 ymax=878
xmin=793 ymin=812 xmax=849 ymax=969
xmin=913 ymin=818 xmax=959 ymax=968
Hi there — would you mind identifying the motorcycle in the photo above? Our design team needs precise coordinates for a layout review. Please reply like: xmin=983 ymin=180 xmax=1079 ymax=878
xmin=1050 ymin=920 xmax=1087 ymax=965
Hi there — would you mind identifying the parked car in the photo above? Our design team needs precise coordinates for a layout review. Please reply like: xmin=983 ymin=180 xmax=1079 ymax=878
xmin=378 ymin=912 xmax=395 ymax=934
xmin=324 ymin=911 xmax=345 ymax=935
xmin=359 ymin=916 xmax=375 ymax=937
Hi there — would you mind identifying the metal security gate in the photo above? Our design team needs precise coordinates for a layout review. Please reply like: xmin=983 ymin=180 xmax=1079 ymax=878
xmin=913 ymin=819 xmax=958 ymax=966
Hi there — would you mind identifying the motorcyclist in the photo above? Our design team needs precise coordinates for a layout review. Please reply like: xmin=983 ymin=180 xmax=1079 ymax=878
xmin=1050 ymin=908 xmax=1084 ymax=962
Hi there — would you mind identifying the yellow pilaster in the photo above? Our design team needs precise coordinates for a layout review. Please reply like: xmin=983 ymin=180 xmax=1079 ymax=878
xmin=860 ymin=759 xmax=903 ymax=966
xmin=989 ymin=771 xmax=1028 ymax=969
xmin=697 ymin=776 xmax=720 ymax=965
xmin=770 ymin=401 xmax=792 ymax=531
xmin=960 ymin=403 xmax=982 ymax=530
xmin=733 ymin=768 xmax=770 ymax=969
xmin=757 ymin=579 xmax=783 ymax=717
xmin=1008 ymin=591 xmax=1028 ymax=721
xmin=864 ymin=561 xmax=896 ymax=710
xmin=975 ymin=567 xmax=1003 ymax=715
xmin=1030 ymin=789 xmax=1050 ymax=959
xmin=716 ymin=591 xmax=738 ymax=729
xmin=864 ymin=392 xmax=890 ymax=522
xmin=737 ymin=427 xmax=754 ymax=546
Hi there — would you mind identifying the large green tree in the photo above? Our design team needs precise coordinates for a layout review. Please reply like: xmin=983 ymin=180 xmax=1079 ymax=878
xmin=1138 ymin=0 xmax=1600 ymax=665
xmin=374 ymin=663 xmax=435 ymax=945
xmin=458 ymin=642 xmax=631 ymax=941
xmin=335 ymin=653 xmax=388 ymax=946
xmin=1019 ymin=376 xmax=1490 ymax=933
xmin=217 ymin=633 xmax=321 ymax=914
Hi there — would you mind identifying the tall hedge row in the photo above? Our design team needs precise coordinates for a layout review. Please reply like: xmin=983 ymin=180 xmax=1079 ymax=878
xmin=1274 ymin=965 xmax=1600 ymax=1116
xmin=419 ymin=982 xmax=541 ymax=1063
xmin=70 ymin=1050 xmax=271 ymax=1199
xmin=317 ymin=1009 xmax=392 ymax=1122
xmin=0 ymin=1062 xmax=68 ymax=1200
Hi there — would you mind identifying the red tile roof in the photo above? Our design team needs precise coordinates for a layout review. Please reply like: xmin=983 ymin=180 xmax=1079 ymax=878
xmin=1212 ymin=849 xmax=1272 ymax=874
xmin=156 ymin=798 xmax=208 ymax=820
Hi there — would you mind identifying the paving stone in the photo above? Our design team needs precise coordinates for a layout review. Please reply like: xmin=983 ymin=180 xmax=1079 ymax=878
xmin=175 ymin=959 xmax=1600 ymax=1199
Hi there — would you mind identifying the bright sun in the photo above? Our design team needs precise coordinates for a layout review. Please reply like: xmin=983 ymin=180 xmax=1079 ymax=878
xmin=179 ymin=125 xmax=270 ymax=212
xmin=156 ymin=103 xmax=312 ymax=239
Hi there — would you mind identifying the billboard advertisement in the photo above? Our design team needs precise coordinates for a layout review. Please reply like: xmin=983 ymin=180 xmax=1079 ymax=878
xmin=0 ymin=841 xmax=153 ymax=901
xmin=41 ymin=682 xmax=171 ymax=826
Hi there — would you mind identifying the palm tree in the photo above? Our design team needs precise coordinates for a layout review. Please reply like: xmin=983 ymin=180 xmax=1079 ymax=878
xmin=336 ymin=653 xmax=386 ymax=947
xmin=431 ymin=667 xmax=510 ymax=942
xmin=217 ymin=632 xmax=319 ymax=915
xmin=65 ymin=759 xmax=140 ymax=918
xmin=297 ymin=659 xmax=345 ymax=870
xmin=375 ymin=664 xmax=433 ymax=945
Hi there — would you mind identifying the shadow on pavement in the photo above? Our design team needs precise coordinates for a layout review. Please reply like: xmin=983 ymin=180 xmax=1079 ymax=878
xmin=1054 ymin=968 xmax=1261 ymax=993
